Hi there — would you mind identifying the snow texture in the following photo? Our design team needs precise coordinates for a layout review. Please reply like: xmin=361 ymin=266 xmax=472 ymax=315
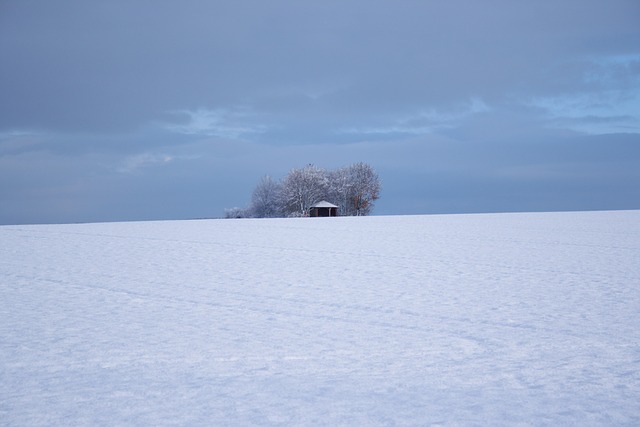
xmin=1 ymin=211 xmax=639 ymax=426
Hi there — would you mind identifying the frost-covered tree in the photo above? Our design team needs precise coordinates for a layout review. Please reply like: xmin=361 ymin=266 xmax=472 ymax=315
xmin=280 ymin=165 xmax=329 ymax=217
xmin=345 ymin=162 xmax=381 ymax=216
xmin=327 ymin=166 xmax=352 ymax=216
xmin=249 ymin=175 xmax=282 ymax=218
xmin=224 ymin=207 xmax=250 ymax=218
xmin=233 ymin=162 xmax=381 ymax=218
xmin=326 ymin=162 xmax=381 ymax=216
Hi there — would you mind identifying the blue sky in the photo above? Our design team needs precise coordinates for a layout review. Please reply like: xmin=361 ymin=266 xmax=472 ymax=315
xmin=1 ymin=0 xmax=639 ymax=224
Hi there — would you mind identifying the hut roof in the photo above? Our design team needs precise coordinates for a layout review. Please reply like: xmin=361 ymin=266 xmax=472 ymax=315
xmin=311 ymin=201 xmax=338 ymax=208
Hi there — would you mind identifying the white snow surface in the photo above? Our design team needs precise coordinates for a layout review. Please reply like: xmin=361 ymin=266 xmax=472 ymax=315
xmin=1 ymin=211 xmax=640 ymax=426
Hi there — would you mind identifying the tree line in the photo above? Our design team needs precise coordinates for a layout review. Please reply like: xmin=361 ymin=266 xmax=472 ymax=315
xmin=226 ymin=162 xmax=381 ymax=218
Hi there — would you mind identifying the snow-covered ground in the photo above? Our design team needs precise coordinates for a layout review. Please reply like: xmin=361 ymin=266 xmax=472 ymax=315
xmin=1 ymin=211 xmax=639 ymax=426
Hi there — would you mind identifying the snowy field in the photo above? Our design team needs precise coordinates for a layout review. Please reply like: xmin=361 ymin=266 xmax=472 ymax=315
xmin=1 ymin=210 xmax=640 ymax=426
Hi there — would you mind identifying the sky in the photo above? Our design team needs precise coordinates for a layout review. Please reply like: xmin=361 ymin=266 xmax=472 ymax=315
xmin=1 ymin=0 xmax=639 ymax=224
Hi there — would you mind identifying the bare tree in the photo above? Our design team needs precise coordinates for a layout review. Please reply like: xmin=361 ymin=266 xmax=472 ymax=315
xmin=249 ymin=175 xmax=282 ymax=218
xmin=280 ymin=165 xmax=329 ymax=217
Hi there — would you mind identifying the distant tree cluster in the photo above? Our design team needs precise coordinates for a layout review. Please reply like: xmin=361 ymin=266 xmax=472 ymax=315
xmin=225 ymin=163 xmax=381 ymax=218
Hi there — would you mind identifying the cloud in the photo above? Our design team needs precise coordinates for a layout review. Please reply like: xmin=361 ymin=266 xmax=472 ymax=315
xmin=527 ymin=90 xmax=640 ymax=134
xmin=513 ymin=54 xmax=640 ymax=134
xmin=2 ymin=1 xmax=636 ymax=135
xmin=164 ymin=108 xmax=267 ymax=138
xmin=0 ymin=130 xmax=45 ymax=155
xmin=338 ymin=98 xmax=492 ymax=138
xmin=117 ymin=153 xmax=174 ymax=174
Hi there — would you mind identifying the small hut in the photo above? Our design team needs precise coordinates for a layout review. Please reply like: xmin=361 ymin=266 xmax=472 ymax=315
xmin=309 ymin=201 xmax=338 ymax=217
